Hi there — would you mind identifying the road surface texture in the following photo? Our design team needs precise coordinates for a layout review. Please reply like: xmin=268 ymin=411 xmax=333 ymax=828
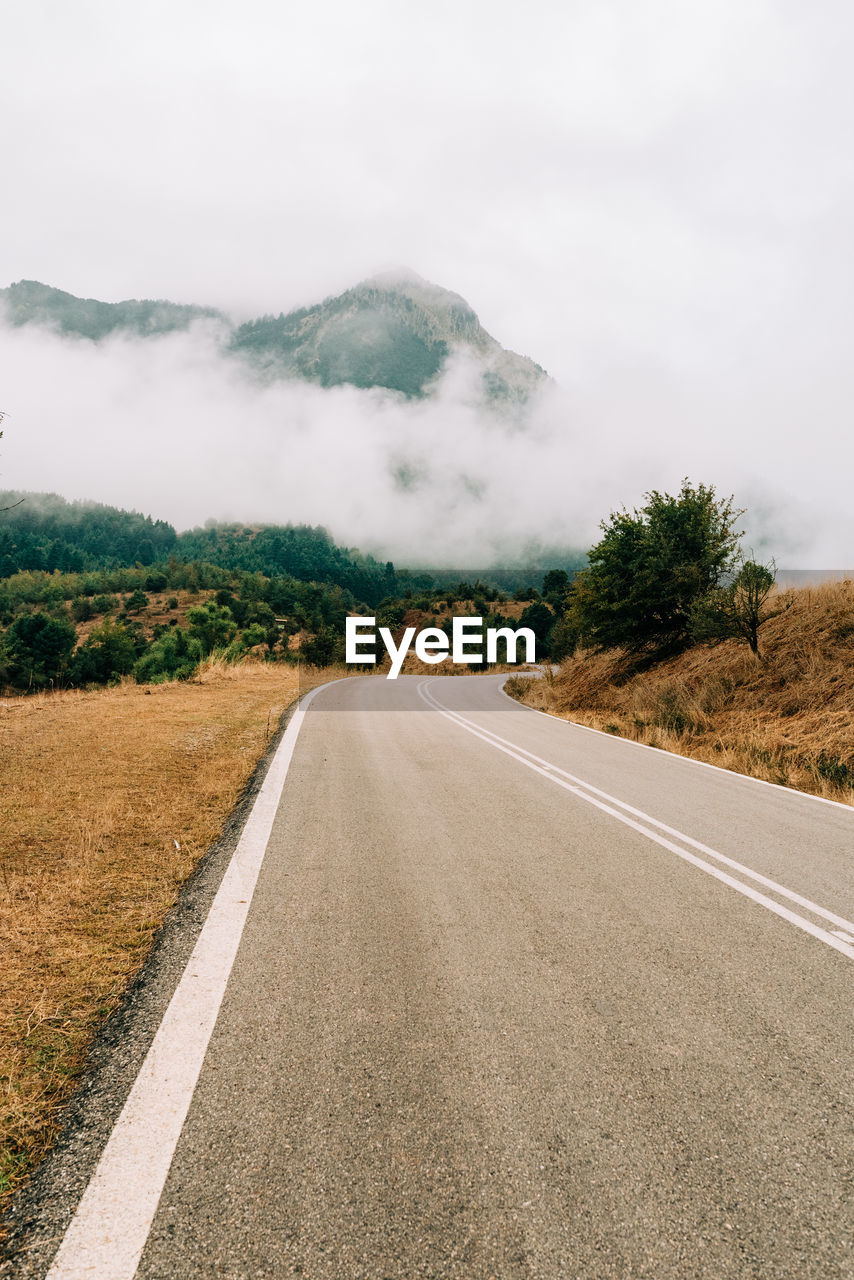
xmin=12 ymin=675 xmax=854 ymax=1278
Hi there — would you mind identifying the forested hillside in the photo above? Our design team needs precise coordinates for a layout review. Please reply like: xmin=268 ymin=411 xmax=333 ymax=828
xmin=1 ymin=271 xmax=546 ymax=405
xmin=0 ymin=492 xmax=177 ymax=574
xmin=0 ymin=494 xmax=394 ymax=600
xmin=0 ymin=491 xmax=572 ymax=694
xmin=174 ymin=523 xmax=395 ymax=605
xmin=0 ymin=280 xmax=224 ymax=340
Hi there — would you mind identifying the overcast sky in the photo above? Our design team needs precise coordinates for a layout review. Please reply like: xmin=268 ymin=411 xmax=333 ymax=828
xmin=2 ymin=0 xmax=853 ymax=564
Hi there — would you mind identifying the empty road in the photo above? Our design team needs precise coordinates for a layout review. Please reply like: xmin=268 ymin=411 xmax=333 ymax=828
xmin=22 ymin=675 xmax=854 ymax=1278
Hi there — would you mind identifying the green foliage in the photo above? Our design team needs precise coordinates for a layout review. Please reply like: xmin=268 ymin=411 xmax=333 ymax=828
xmin=0 ymin=492 xmax=177 ymax=575
xmin=690 ymin=557 xmax=777 ymax=656
xmin=124 ymin=589 xmax=149 ymax=614
xmin=4 ymin=612 xmax=76 ymax=689
xmin=70 ymin=619 xmax=139 ymax=685
xmin=174 ymin=523 xmax=393 ymax=605
xmin=186 ymin=602 xmax=237 ymax=655
xmin=518 ymin=600 xmax=555 ymax=656
xmin=571 ymin=481 xmax=743 ymax=655
xmin=812 ymin=752 xmax=853 ymax=789
xmin=300 ymin=627 xmax=343 ymax=667
xmin=133 ymin=628 xmax=202 ymax=684
xmin=234 ymin=622 xmax=268 ymax=651
xmin=376 ymin=601 xmax=408 ymax=631
xmin=71 ymin=596 xmax=94 ymax=622
xmin=546 ymin=614 xmax=579 ymax=662
xmin=541 ymin=569 xmax=570 ymax=606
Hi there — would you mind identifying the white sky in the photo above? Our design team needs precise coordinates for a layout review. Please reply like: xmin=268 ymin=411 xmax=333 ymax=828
xmin=2 ymin=0 xmax=853 ymax=564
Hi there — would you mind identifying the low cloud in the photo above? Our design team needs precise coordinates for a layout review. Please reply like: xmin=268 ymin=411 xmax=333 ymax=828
xmin=1 ymin=317 xmax=851 ymax=568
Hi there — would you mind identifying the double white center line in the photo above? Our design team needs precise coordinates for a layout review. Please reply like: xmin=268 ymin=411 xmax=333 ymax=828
xmin=418 ymin=679 xmax=854 ymax=963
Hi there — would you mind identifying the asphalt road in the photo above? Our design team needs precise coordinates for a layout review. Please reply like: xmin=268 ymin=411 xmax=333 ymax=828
xmin=29 ymin=675 xmax=854 ymax=1277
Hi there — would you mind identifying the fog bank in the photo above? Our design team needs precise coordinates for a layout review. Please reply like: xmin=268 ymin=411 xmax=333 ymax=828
xmin=1 ymin=318 xmax=851 ymax=568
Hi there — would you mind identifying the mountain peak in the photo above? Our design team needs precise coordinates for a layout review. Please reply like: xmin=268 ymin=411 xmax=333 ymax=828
xmin=1 ymin=273 xmax=548 ymax=408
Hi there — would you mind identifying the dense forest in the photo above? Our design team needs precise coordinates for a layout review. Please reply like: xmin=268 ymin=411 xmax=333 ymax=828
xmin=0 ymin=492 xmax=567 ymax=693
xmin=0 ymin=494 xmax=395 ymax=599
xmin=2 ymin=482 xmax=766 ymax=697
xmin=0 ymin=492 xmax=177 ymax=574
xmin=174 ymin=523 xmax=397 ymax=605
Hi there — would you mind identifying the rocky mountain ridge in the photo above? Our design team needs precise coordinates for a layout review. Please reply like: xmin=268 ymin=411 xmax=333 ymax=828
xmin=1 ymin=271 xmax=547 ymax=405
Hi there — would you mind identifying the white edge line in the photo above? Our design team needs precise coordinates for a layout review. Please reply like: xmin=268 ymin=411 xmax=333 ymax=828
xmin=419 ymin=680 xmax=854 ymax=964
xmin=495 ymin=676 xmax=854 ymax=814
xmin=425 ymin=683 xmax=854 ymax=935
xmin=45 ymin=679 xmax=340 ymax=1280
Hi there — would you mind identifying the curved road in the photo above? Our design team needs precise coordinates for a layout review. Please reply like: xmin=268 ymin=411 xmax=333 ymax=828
xmin=25 ymin=676 xmax=854 ymax=1277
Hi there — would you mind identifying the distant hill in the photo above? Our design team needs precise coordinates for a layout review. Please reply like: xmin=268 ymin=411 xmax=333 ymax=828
xmin=0 ymin=493 xmax=394 ymax=603
xmin=1 ymin=271 xmax=548 ymax=405
xmin=0 ymin=491 xmax=177 ymax=575
xmin=0 ymin=280 xmax=225 ymax=341
xmin=174 ymin=522 xmax=395 ymax=604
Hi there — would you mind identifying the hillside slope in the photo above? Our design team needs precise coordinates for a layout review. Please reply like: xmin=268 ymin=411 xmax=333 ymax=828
xmin=512 ymin=580 xmax=854 ymax=804
xmin=0 ymin=271 xmax=547 ymax=405
xmin=0 ymin=280 xmax=224 ymax=340
xmin=230 ymin=268 xmax=547 ymax=400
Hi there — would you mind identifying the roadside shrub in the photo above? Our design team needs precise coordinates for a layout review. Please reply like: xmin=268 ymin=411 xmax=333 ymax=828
xmin=811 ymin=752 xmax=853 ymax=789
xmin=503 ymin=675 xmax=530 ymax=700
xmin=572 ymin=480 xmax=742 ymax=655
xmin=133 ymin=628 xmax=202 ymax=684
xmin=301 ymin=628 xmax=341 ymax=666
xmin=234 ymin=622 xmax=267 ymax=652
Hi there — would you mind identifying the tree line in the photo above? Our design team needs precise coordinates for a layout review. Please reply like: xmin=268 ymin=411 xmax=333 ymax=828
xmin=0 ymin=480 xmax=777 ymax=692
xmin=530 ymin=481 xmax=777 ymax=661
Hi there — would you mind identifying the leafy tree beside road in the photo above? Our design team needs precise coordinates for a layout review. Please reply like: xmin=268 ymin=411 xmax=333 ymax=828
xmin=690 ymin=555 xmax=778 ymax=656
xmin=569 ymin=481 xmax=743 ymax=656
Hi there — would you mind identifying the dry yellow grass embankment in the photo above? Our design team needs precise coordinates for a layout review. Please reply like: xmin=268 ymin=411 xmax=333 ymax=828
xmin=0 ymin=660 xmax=304 ymax=1202
xmin=510 ymin=580 xmax=854 ymax=805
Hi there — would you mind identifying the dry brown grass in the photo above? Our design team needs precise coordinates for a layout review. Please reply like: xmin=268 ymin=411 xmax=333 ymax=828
xmin=0 ymin=661 xmax=303 ymax=1201
xmin=511 ymin=580 xmax=854 ymax=805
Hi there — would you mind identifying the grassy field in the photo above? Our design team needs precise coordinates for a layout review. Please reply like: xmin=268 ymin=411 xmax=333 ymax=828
xmin=0 ymin=660 xmax=311 ymax=1204
xmin=508 ymin=580 xmax=854 ymax=805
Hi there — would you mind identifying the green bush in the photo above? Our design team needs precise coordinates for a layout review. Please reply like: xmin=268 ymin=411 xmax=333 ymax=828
xmin=70 ymin=619 xmax=138 ymax=685
xmin=134 ymin=628 xmax=202 ymax=684
xmin=125 ymin=589 xmax=149 ymax=615
xmin=186 ymin=601 xmax=237 ymax=655
xmin=4 ymin=612 xmax=77 ymax=690
xmin=71 ymin=596 xmax=94 ymax=622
